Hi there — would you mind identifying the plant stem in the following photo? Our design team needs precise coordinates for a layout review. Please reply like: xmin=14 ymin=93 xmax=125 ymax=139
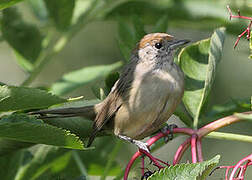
xmin=72 ymin=151 xmax=89 ymax=180
xmin=206 ymin=131 xmax=252 ymax=143
xmin=191 ymin=134 xmax=197 ymax=163
xmin=101 ymin=141 xmax=122 ymax=180
xmin=197 ymin=111 xmax=252 ymax=137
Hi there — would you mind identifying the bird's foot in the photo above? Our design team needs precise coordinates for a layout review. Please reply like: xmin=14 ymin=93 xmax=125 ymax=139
xmin=117 ymin=135 xmax=150 ymax=153
xmin=160 ymin=124 xmax=178 ymax=143
xmin=133 ymin=140 xmax=150 ymax=153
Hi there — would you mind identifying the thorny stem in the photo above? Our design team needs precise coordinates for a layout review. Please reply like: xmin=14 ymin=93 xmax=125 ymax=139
xmin=124 ymin=111 xmax=252 ymax=180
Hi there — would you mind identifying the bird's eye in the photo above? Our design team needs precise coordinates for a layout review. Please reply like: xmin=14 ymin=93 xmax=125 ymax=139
xmin=154 ymin=42 xmax=162 ymax=49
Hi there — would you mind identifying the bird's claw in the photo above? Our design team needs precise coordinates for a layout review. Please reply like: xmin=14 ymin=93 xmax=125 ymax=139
xmin=160 ymin=124 xmax=178 ymax=143
xmin=134 ymin=140 xmax=150 ymax=153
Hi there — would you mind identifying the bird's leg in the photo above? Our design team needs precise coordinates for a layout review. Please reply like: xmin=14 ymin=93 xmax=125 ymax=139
xmin=160 ymin=124 xmax=178 ymax=143
xmin=117 ymin=135 xmax=150 ymax=153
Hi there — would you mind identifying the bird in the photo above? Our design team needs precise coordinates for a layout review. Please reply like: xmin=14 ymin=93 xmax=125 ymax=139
xmin=31 ymin=33 xmax=190 ymax=152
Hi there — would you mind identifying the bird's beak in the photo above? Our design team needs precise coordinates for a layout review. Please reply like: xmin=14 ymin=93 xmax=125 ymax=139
xmin=170 ymin=39 xmax=190 ymax=50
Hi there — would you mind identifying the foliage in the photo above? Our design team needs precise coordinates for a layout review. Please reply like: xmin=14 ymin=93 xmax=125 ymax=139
xmin=148 ymin=155 xmax=220 ymax=180
xmin=0 ymin=0 xmax=251 ymax=179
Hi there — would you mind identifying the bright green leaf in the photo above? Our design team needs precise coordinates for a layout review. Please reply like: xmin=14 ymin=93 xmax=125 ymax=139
xmin=148 ymin=155 xmax=220 ymax=180
xmin=0 ymin=85 xmax=67 ymax=112
xmin=0 ymin=8 xmax=43 ymax=71
xmin=0 ymin=114 xmax=84 ymax=149
xmin=51 ymin=61 xmax=123 ymax=95
xmin=178 ymin=27 xmax=225 ymax=128
xmin=44 ymin=0 xmax=75 ymax=30
xmin=0 ymin=0 xmax=24 ymax=10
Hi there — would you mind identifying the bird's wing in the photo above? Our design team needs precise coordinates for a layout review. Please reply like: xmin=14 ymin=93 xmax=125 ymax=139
xmin=87 ymin=61 xmax=135 ymax=147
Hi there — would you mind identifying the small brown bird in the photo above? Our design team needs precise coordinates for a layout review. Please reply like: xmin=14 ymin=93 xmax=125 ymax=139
xmin=33 ymin=33 xmax=189 ymax=152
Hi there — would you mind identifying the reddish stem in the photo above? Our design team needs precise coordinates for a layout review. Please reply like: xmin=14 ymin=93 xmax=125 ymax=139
xmin=226 ymin=5 xmax=252 ymax=48
xmin=229 ymin=154 xmax=252 ymax=180
xmin=139 ymin=149 xmax=164 ymax=169
xmin=124 ymin=151 xmax=141 ymax=180
xmin=141 ymin=156 xmax=145 ymax=176
xmin=227 ymin=5 xmax=252 ymax=21
xmin=191 ymin=134 xmax=197 ymax=163
xmin=173 ymin=137 xmax=190 ymax=165
xmin=196 ymin=138 xmax=203 ymax=162
xmin=124 ymin=111 xmax=252 ymax=180
xmin=197 ymin=111 xmax=252 ymax=138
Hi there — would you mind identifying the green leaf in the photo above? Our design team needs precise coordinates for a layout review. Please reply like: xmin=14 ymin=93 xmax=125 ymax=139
xmin=148 ymin=155 xmax=220 ymax=180
xmin=0 ymin=0 xmax=24 ymax=10
xmin=153 ymin=15 xmax=169 ymax=33
xmin=0 ymin=114 xmax=85 ymax=149
xmin=178 ymin=27 xmax=225 ymax=128
xmin=77 ymin=137 xmax=123 ymax=176
xmin=51 ymin=61 xmax=123 ymax=95
xmin=117 ymin=19 xmax=136 ymax=60
xmin=44 ymin=0 xmax=75 ymax=30
xmin=0 ymin=8 xmax=43 ymax=72
xmin=174 ymin=103 xmax=193 ymax=127
xmin=131 ymin=14 xmax=146 ymax=42
xmin=27 ymin=0 xmax=48 ymax=21
xmin=0 ymin=85 xmax=67 ymax=112
xmin=0 ymin=150 xmax=25 ymax=179
xmin=105 ymin=72 xmax=120 ymax=95
xmin=14 ymin=145 xmax=72 ymax=180
xmin=204 ymin=98 xmax=251 ymax=122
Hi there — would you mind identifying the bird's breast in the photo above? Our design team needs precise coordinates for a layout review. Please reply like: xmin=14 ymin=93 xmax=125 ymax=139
xmin=113 ymin=63 xmax=184 ymax=139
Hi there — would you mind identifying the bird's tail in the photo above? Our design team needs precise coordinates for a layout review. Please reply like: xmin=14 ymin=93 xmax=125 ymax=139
xmin=29 ymin=105 xmax=97 ymax=120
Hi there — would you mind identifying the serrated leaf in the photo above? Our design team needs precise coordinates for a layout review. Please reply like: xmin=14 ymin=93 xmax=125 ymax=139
xmin=51 ymin=61 xmax=123 ymax=95
xmin=0 ymin=114 xmax=85 ymax=149
xmin=178 ymin=27 xmax=225 ymax=128
xmin=0 ymin=85 xmax=67 ymax=112
xmin=148 ymin=155 xmax=220 ymax=180
xmin=44 ymin=0 xmax=75 ymax=30
xmin=0 ymin=0 xmax=24 ymax=10
xmin=0 ymin=8 xmax=43 ymax=71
